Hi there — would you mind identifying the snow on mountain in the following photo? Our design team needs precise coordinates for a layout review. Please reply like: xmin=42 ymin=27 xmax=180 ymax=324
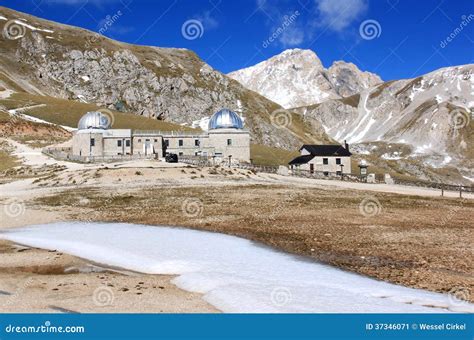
xmin=228 ymin=49 xmax=382 ymax=109
xmin=294 ymin=65 xmax=474 ymax=179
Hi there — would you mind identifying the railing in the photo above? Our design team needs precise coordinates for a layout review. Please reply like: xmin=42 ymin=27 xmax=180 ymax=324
xmin=289 ymin=168 xmax=362 ymax=181
xmin=393 ymin=177 xmax=473 ymax=194
xmin=178 ymin=156 xmax=279 ymax=173
xmin=134 ymin=130 xmax=205 ymax=137
xmin=288 ymin=168 xmax=472 ymax=196
xmin=42 ymin=147 xmax=156 ymax=163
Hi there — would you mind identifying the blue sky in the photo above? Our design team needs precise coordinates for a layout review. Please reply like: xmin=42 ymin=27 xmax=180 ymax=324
xmin=3 ymin=0 xmax=474 ymax=80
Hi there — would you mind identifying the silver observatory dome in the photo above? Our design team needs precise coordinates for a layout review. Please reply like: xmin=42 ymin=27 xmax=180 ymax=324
xmin=208 ymin=109 xmax=244 ymax=130
xmin=77 ymin=111 xmax=112 ymax=130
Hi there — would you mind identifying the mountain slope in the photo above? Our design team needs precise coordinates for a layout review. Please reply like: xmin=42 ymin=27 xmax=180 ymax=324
xmin=228 ymin=49 xmax=382 ymax=109
xmin=294 ymin=65 xmax=474 ymax=181
xmin=0 ymin=6 xmax=333 ymax=151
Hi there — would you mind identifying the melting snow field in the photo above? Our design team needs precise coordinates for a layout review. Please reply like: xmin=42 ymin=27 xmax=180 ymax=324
xmin=1 ymin=222 xmax=472 ymax=313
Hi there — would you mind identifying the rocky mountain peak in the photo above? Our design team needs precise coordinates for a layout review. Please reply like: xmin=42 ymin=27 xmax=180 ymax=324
xmin=228 ymin=49 xmax=382 ymax=109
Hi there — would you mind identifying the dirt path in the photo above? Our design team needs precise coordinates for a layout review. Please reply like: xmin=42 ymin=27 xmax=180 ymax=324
xmin=261 ymin=173 xmax=473 ymax=199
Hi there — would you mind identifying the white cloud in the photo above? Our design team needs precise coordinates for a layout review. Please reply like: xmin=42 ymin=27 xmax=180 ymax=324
xmin=256 ymin=1 xmax=305 ymax=48
xmin=195 ymin=11 xmax=219 ymax=30
xmin=315 ymin=0 xmax=368 ymax=32
xmin=279 ymin=26 xmax=304 ymax=47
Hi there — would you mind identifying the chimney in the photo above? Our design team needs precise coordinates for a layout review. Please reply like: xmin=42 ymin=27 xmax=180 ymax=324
xmin=344 ymin=140 xmax=349 ymax=151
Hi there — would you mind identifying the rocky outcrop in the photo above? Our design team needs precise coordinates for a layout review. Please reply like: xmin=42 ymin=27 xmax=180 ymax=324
xmin=0 ymin=6 xmax=333 ymax=150
xmin=294 ymin=65 xmax=474 ymax=177
xmin=228 ymin=49 xmax=382 ymax=109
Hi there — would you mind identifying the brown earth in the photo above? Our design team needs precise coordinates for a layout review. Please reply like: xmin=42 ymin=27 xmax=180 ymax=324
xmin=32 ymin=170 xmax=474 ymax=303
xmin=0 ymin=240 xmax=218 ymax=313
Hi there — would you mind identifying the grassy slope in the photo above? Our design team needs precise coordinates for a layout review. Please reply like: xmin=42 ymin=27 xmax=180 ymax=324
xmin=0 ymin=112 xmax=19 ymax=170
xmin=250 ymin=144 xmax=299 ymax=166
xmin=0 ymin=92 xmax=298 ymax=165
xmin=0 ymin=93 xmax=197 ymax=132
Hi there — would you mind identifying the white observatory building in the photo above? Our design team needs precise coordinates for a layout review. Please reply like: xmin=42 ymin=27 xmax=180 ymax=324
xmin=71 ymin=109 xmax=250 ymax=163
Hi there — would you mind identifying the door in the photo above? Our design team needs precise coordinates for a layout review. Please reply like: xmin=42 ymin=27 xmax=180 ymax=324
xmin=144 ymin=140 xmax=153 ymax=155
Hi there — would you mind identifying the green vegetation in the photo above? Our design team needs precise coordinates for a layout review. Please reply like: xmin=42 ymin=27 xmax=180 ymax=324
xmin=250 ymin=144 xmax=299 ymax=166
xmin=0 ymin=93 xmax=198 ymax=132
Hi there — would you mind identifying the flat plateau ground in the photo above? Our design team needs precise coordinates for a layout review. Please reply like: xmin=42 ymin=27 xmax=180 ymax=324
xmin=0 ymin=139 xmax=472 ymax=312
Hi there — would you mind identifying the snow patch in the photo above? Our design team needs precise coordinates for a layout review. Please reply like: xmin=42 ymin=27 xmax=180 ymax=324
xmin=1 ymin=222 xmax=472 ymax=313
xmin=13 ymin=19 xmax=54 ymax=33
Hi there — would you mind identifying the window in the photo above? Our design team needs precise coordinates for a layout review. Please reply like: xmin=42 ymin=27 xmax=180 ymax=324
xmin=178 ymin=139 xmax=183 ymax=147
xmin=146 ymin=139 xmax=150 ymax=142
xmin=154 ymin=139 xmax=158 ymax=143
xmin=323 ymin=171 xmax=329 ymax=176
xmin=125 ymin=140 xmax=131 ymax=147
xmin=336 ymin=158 xmax=341 ymax=165
xmin=215 ymin=152 xmax=223 ymax=157
xmin=138 ymin=139 xmax=142 ymax=143
xmin=178 ymin=152 xmax=183 ymax=156
xmin=227 ymin=139 xmax=232 ymax=146
xmin=195 ymin=152 xmax=199 ymax=156
xmin=164 ymin=140 xmax=169 ymax=147
xmin=195 ymin=139 xmax=200 ymax=147
xmin=117 ymin=140 xmax=122 ymax=147
xmin=323 ymin=158 xmax=329 ymax=165
xmin=336 ymin=171 xmax=342 ymax=176
xmin=90 ymin=138 xmax=95 ymax=147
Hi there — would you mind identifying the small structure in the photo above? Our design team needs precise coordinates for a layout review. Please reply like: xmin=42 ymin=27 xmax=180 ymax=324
xmin=71 ymin=109 xmax=250 ymax=163
xmin=367 ymin=173 xmax=376 ymax=183
xmin=384 ymin=173 xmax=394 ymax=185
xmin=358 ymin=160 xmax=369 ymax=181
xmin=289 ymin=141 xmax=352 ymax=175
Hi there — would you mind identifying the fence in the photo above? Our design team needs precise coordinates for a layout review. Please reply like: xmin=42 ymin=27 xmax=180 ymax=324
xmin=289 ymin=168 xmax=365 ymax=181
xmin=43 ymin=147 xmax=156 ymax=163
xmin=393 ymin=177 xmax=473 ymax=194
xmin=178 ymin=155 xmax=279 ymax=173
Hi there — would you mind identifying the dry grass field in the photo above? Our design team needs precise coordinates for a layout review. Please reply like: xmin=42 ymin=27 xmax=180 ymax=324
xmin=35 ymin=174 xmax=474 ymax=302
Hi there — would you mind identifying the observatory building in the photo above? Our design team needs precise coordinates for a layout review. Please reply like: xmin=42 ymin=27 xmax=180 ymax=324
xmin=71 ymin=109 xmax=251 ymax=163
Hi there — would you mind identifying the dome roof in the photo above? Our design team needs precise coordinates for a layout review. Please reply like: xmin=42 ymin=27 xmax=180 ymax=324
xmin=208 ymin=109 xmax=243 ymax=130
xmin=77 ymin=111 xmax=112 ymax=130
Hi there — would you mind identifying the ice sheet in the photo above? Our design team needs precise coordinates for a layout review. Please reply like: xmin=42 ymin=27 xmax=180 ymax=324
xmin=1 ymin=222 xmax=472 ymax=313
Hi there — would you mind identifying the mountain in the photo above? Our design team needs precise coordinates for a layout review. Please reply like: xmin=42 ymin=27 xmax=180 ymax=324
xmin=0 ymin=6 xmax=333 ymax=151
xmin=228 ymin=49 xmax=382 ymax=109
xmin=294 ymin=65 xmax=474 ymax=182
